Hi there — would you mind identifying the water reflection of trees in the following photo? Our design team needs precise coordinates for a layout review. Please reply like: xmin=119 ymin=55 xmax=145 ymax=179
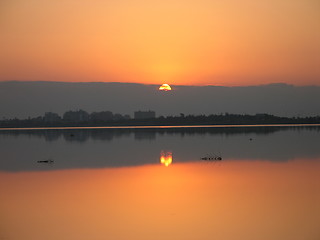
xmin=0 ymin=125 xmax=319 ymax=142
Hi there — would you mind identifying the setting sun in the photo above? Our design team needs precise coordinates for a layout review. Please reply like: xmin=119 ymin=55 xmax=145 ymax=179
xmin=159 ymin=84 xmax=172 ymax=91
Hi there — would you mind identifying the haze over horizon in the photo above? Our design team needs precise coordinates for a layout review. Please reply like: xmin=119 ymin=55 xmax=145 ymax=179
xmin=1 ymin=81 xmax=319 ymax=119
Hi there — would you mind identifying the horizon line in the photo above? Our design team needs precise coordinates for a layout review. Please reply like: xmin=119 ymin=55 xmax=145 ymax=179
xmin=1 ymin=80 xmax=319 ymax=88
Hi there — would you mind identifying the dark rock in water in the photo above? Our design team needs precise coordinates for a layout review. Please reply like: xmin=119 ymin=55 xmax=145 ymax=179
xmin=201 ymin=156 xmax=222 ymax=161
xmin=37 ymin=159 xmax=54 ymax=163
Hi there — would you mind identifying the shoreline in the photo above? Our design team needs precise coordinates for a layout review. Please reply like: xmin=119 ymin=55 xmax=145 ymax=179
xmin=1 ymin=123 xmax=320 ymax=131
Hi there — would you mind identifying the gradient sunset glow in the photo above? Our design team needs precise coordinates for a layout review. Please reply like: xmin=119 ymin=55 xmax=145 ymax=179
xmin=1 ymin=0 xmax=319 ymax=86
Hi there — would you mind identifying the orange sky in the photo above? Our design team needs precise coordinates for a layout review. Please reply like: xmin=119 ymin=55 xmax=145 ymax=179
xmin=0 ymin=0 xmax=319 ymax=86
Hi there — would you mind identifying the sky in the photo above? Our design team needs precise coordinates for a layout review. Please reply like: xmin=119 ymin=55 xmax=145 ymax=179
xmin=1 ymin=82 xmax=320 ymax=118
xmin=1 ymin=0 xmax=319 ymax=86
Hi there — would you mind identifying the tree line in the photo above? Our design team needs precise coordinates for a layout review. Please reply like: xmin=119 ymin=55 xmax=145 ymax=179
xmin=0 ymin=110 xmax=320 ymax=128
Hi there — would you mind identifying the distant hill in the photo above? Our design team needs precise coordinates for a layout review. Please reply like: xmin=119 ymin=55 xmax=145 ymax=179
xmin=0 ymin=81 xmax=319 ymax=119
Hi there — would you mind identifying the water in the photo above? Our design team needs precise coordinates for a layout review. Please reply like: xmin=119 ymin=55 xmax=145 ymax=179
xmin=0 ymin=126 xmax=320 ymax=240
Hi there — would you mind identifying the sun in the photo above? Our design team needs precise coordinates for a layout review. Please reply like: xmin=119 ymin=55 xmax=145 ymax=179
xmin=159 ymin=83 xmax=172 ymax=91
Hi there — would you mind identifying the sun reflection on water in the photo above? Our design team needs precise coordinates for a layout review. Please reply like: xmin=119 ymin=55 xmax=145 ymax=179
xmin=160 ymin=150 xmax=172 ymax=167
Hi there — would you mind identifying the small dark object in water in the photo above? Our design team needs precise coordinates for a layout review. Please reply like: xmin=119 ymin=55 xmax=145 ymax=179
xmin=249 ymin=138 xmax=253 ymax=141
xmin=70 ymin=134 xmax=75 ymax=137
xmin=201 ymin=156 xmax=222 ymax=161
xmin=37 ymin=159 xmax=54 ymax=163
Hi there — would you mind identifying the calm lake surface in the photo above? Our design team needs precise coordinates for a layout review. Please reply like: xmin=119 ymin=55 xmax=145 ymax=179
xmin=1 ymin=125 xmax=320 ymax=240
